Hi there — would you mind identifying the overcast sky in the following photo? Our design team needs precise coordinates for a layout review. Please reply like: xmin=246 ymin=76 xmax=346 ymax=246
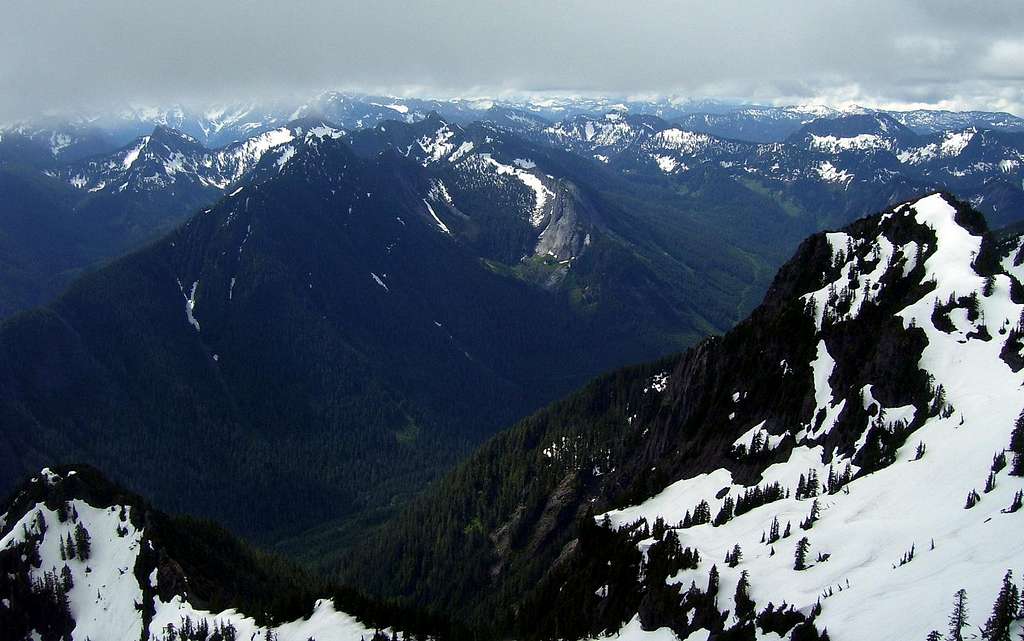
xmin=2 ymin=0 xmax=1023 ymax=120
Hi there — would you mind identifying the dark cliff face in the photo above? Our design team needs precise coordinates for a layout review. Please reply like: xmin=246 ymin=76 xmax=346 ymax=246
xmin=340 ymin=193 xmax=1016 ymax=639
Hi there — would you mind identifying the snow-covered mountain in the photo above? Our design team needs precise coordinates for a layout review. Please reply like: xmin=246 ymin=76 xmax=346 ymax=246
xmin=343 ymin=193 xmax=1024 ymax=641
xmin=50 ymin=120 xmax=345 ymax=198
xmin=0 ymin=466 xmax=405 ymax=641
xmin=6 ymin=96 xmax=1021 ymax=163
xmin=347 ymin=114 xmax=593 ymax=267
xmin=537 ymin=110 xmax=1024 ymax=227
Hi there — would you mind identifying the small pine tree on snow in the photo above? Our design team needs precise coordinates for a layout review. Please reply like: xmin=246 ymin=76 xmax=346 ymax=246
xmin=693 ymin=500 xmax=712 ymax=525
xmin=965 ymin=489 xmax=982 ymax=509
xmin=57 ymin=501 xmax=69 ymax=523
xmin=60 ymin=564 xmax=73 ymax=591
xmin=985 ymin=471 xmax=997 ymax=494
xmin=915 ymin=442 xmax=927 ymax=460
xmin=806 ymin=470 xmax=820 ymax=497
xmin=794 ymin=537 xmax=810 ymax=571
xmin=707 ymin=564 xmax=719 ymax=597
xmin=1005 ymin=490 xmax=1023 ymax=513
xmin=992 ymin=451 xmax=1007 ymax=473
xmin=64 ymin=533 xmax=76 ymax=560
xmin=796 ymin=474 xmax=807 ymax=499
xmin=784 ymin=521 xmax=792 ymax=538
xmin=768 ymin=516 xmax=780 ymax=544
xmin=983 ymin=570 xmax=1019 ymax=641
xmin=727 ymin=544 xmax=742 ymax=567
xmin=926 ymin=631 xmax=942 ymax=641
xmin=714 ymin=496 xmax=735 ymax=526
xmin=801 ymin=500 xmax=821 ymax=530
xmin=949 ymin=588 xmax=969 ymax=641
xmin=73 ymin=522 xmax=91 ymax=561
xmin=734 ymin=570 xmax=755 ymax=621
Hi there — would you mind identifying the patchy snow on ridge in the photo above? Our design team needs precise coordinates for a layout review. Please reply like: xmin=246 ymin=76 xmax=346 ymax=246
xmin=815 ymin=161 xmax=853 ymax=186
xmin=808 ymin=133 xmax=893 ymax=153
xmin=939 ymin=130 xmax=975 ymax=157
xmin=480 ymin=153 xmax=554 ymax=227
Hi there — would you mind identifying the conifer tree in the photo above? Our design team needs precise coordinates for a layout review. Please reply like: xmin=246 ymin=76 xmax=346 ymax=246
xmin=734 ymin=570 xmax=755 ymax=621
xmin=783 ymin=521 xmax=792 ymax=538
xmin=652 ymin=516 xmax=667 ymax=540
xmin=1006 ymin=490 xmax=1023 ymax=514
xmin=949 ymin=588 xmax=968 ymax=641
xmin=714 ymin=497 xmax=735 ymax=526
xmin=794 ymin=537 xmax=810 ymax=571
xmin=984 ymin=571 xmax=1019 ymax=641
xmin=925 ymin=631 xmax=942 ymax=641
xmin=1010 ymin=410 xmax=1024 ymax=476
xmin=915 ymin=442 xmax=927 ymax=460
xmin=74 ymin=522 xmax=91 ymax=561
xmin=64 ymin=533 xmax=76 ymax=560
xmin=807 ymin=470 xmax=820 ymax=497
xmin=707 ymin=564 xmax=719 ymax=597
xmin=768 ymin=516 xmax=780 ymax=544
xmin=727 ymin=544 xmax=742 ymax=568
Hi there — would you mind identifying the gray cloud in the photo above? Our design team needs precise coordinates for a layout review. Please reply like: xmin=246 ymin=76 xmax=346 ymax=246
xmin=3 ymin=0 xmax=1023 ymax=120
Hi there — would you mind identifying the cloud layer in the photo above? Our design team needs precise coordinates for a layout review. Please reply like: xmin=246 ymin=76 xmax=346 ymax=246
xmin=3 ymin=0 xmax=1023 ymax=119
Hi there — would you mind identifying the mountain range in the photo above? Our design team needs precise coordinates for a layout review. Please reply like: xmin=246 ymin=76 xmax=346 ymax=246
xmin=4 ymin=192 xmax=1023 ymax=641
xmin=3 ymin=93 xmax=1024 ymax=641
xmin=3 ymin=98 xmax=1024 ymax=324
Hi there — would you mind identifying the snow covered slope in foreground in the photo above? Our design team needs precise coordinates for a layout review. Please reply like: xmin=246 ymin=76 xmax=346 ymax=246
xmin=595 ymin=193 xmax=1024 ymax=641
xmin=0 ymin=467 xmax=388 ymax=641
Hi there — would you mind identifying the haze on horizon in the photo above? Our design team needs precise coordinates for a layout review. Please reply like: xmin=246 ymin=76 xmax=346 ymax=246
xmin=2 ymin=0 xmax=1024 ymax=121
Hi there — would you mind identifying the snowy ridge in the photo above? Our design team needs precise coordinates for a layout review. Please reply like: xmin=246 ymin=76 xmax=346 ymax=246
xmin=588 ymin=194 xmax=1024 ymax=641
xmin=0 ymin=468 xmax=387 ymax=641
xmin=52 ymin=122 xmax=343 ymax=197
xmin=543 ymin=109 xmax=1023 ymax=196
